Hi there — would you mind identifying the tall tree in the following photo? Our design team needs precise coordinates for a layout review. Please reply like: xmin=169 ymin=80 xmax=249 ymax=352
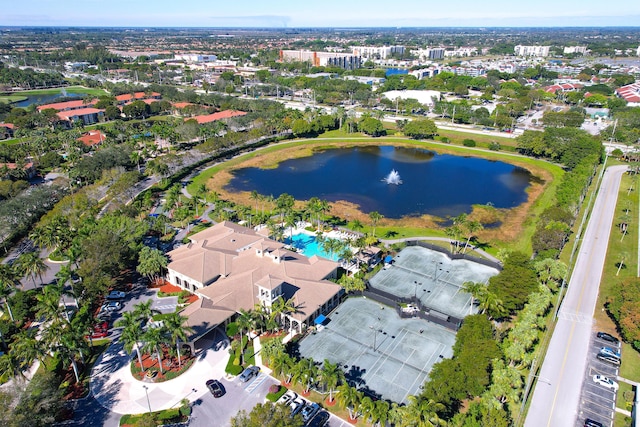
xmin=163 ymin=312 xmax=193 ymax=367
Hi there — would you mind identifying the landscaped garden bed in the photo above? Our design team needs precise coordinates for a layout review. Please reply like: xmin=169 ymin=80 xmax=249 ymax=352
xmin=130 ymin=348 xmax=196 ymax=382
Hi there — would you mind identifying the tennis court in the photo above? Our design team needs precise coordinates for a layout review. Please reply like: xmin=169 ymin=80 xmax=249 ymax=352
xmin=369 ymin=246 xmax=499 ymax=319
xmin=298 ymin=297 xmax=456 ymax=404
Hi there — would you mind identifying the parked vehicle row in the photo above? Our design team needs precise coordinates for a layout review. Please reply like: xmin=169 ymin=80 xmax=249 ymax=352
xmin=580 ymin=331 xmax=621 ymax=427
xmin=277 ymin=390 xmax=330 ymax=426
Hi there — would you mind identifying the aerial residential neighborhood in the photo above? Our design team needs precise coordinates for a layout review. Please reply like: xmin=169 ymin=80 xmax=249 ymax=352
xmin=0 ymin=4 xmax=640 ymax=427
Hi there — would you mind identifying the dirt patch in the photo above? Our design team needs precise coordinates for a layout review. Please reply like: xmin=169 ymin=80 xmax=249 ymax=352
xmin=206 ymin=140 xmax=554 ymax=244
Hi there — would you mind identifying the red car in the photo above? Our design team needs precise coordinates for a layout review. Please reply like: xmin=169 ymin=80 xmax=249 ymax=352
xmin=85 ymin=321 xmax=109 ymax=339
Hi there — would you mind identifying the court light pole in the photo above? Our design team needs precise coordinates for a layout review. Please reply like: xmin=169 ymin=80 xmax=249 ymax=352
xmin=143 ymin=385 xmax=152 ymax=414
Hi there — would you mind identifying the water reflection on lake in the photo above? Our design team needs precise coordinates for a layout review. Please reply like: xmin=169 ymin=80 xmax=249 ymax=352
xmin=225 ymin=145 xmax=533 ymax=219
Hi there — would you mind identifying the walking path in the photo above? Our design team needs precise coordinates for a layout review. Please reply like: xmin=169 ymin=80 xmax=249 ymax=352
xmin=90 ymin=328 xmax=230 ymax=414
xmin=380 ymin=236 xmax=501 ymax=263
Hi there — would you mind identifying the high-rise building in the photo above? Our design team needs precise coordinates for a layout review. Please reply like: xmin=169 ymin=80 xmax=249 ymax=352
xmin=514 ymin=45 xmax=550 ymax=57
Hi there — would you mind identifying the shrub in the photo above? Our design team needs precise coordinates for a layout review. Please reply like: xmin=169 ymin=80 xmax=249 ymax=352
xmin=157 ymin=408 xmax=181 ymax=421
xmin=266 ymin=385 xmax=288 ymax=402
xmin=226 ymin=322 xmax=238 ymax=337
xmin=489 ymin=141 xmax=501 ymax=151
xmin=462 ymin=139 xmax=476 ymax=147
xmin=439 ymin=136 xmax=451 ymax=143
xmin=269 ymin=384 xmax=280 ymax=394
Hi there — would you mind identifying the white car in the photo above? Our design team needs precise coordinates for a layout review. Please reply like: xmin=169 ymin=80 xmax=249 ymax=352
xmin=277 ymin=390 xmax=297 ymax=406
xmin=593 ymin=374 xmax=619 ymax=391
xmin=102 ymin=301 xmax=122 ymax=312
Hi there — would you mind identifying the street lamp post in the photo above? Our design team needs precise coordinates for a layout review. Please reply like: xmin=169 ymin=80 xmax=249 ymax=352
xmin=143 ymin=385 xmax=152 ymax=414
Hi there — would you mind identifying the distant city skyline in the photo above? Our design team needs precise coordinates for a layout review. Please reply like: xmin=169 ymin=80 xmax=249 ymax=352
xmin=3 ymin=0 xmax=640 ymax=28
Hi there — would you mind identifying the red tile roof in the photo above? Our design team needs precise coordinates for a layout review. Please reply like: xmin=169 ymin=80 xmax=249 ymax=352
xmin=77 ymin=130 xmax=106 ymax=146
xmin=190 ymin=110 xmax=247 ymax=124
xmin=37 ymin=99 xmax=98 ymax=112
xmin=172 ymin=102 xmax=195 ymax=109
xmin=115 ymin=92 xmax=161 ymax=102
xmin=0 ymin=162 xmax=34 ymax=170
xmin=616 ymin=83 xmax=640 ymax=103
xmin=56 ymin=108 xmax=104 ymax=121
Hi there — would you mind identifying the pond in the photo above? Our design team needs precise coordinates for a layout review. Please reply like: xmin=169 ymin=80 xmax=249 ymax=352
xmin=14 ymin=91 xmax=84 ymax=108
xmin=225 ymin=145 xmax=533 ymax=219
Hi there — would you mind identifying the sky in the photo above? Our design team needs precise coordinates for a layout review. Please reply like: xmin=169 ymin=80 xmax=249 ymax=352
xmin=3 ymin=0 xmax=640 ymax=27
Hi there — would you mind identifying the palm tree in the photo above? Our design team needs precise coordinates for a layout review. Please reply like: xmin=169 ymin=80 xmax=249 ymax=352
xmin=133 ymin=300 xmax=153 ymax=322
xmin=15 ymin=251 xmax=49 ymax=288
xmin=0 ymin=264 xmax=19 ymax=321
xmin=163 ymin=312 xmax=194 ymax=367
xmin=10 ymin=329 xmax=48 ymax=371
xmin=59 ymin=327 xmax=89 ymax=383
xmin=368 ymin=211 xmax=383 ymax=237
xmin=236 ymin=309 xmax=254 ymax=365
xmin=320 ymin=359 xmax=344 ymax=403
xmin=462 ymin=220 xmax=483 ymax=254
xmin=461 ymin=281 xmax=486 ymax=314
xmin=359 ymin=396 xmax=375 ymax=424
xmin=444 ymin=225 xmax=463 ymax=254
xmin=293 ymin=358 xmax=318 ymax=394
xmin=477 ymin=290 xmax=506 ymax=319
xmin=117 ymin=311 xmax=146 ymax=370
xmin=271 ymin=297 xmax=297 ymax=330
xmin=371 ymin=400 xmax=390 ymax=427
xmin=142 ymin=326 xmax=166 ymax=374
xmin=337 ymin=383 xmax=363 ymax=421
xmin=404 ymin=396 xmax=447 ymax=427
xmin=36 ymin=284 xmax=65 ymax=325
xmin=259 ymin=337 xmax=286 ymax=366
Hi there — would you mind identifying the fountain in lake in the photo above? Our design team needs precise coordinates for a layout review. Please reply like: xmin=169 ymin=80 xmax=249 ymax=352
xmin=383 ymin=169 xmax=402 ymax=185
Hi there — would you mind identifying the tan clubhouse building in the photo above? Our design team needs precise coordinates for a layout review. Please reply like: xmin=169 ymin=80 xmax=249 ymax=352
xmin=166 ymin=221 xmax=343 ymax=341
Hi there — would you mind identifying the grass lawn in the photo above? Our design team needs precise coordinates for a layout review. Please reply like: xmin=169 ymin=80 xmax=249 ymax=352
xmin=616 ymin=381 xmax=634 ymax=411
xmin=11 ymin=86 xmax=108 ymax=97
xmin=437 ymin=128 xmax=518 ymax=151
xmin=614 ymin=412 xmax=633 ymax=427
xmin=0 ymin=95 xmax=27 ymax=104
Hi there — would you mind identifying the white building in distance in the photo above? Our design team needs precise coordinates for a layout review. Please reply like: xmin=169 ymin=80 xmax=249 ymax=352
xmin=514 ymin=45 xmax=550 ymax=57
xmin=174 ymin=54 xmax=218 ymax=63
xmin=444 ymin=47 xmax=478 ymax=57
xmin=280 ymin=50 xmax=361 ymax=70
xmin=563 ymin=46 xmax=588 ymax=54
xmin=352 ymin=45 xmax=405 ymax=59
xmin=383 ymin=90 xmax=441 ymax=107
xmin=411 ymin=48 xmax=446 ymax=61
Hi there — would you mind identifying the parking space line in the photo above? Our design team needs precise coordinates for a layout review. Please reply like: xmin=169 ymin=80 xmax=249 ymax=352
xmin=581 ymin=392 xmax=616 ymax=408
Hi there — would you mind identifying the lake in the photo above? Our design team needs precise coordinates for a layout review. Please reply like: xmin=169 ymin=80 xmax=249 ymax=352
xmin=14 ymin=91 xmax=83 ymax=108
xmin=225 ymin=145 xmax=533 ymax=219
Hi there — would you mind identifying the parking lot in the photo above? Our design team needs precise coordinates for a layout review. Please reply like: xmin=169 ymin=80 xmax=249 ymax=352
xmin=575 ymin=332 xmax=621 ymax=427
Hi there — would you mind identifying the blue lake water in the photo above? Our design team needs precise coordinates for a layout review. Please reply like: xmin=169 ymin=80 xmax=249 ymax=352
xmin=225 ymin=145 xmax=533 ymax=219
xmin=14 ymin=92 xmax=83 ymax=108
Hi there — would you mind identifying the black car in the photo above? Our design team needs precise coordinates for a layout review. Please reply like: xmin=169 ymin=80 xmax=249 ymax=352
xmin=596 ymin=332 xmax=619 ymax=343
xmin=307 ymin=410 xmax=330 ymax=427
xmin=584 ymin=418 xmax=604 ymax=427
xmin=206 ymin=379 xmax=224 ymax=398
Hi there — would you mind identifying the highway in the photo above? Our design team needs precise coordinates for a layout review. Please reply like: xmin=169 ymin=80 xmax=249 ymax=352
xmin=524 ymin=165 xmax=627 ymax=427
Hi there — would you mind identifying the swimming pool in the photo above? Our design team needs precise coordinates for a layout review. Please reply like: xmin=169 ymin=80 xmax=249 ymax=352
xmin=284 ymin=232 xmax=340 ymax=261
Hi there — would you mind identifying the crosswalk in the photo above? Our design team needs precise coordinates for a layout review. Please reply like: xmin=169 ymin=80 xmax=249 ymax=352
xmin=244 ymin=373 xmax=267 ymax=394
xmin=557 ymin=311 xmax=593 ymax=325
xmin=153 ymin=303 xmax=176 ymax=312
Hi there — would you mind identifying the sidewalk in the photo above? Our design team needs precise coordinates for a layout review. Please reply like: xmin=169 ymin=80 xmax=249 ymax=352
xmin=90 ymin=328 xmax=230 ymax=414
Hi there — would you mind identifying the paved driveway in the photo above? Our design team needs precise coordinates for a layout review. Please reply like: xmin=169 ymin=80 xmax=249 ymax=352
xmin=91 ymin=327 xmax=230 ymax=414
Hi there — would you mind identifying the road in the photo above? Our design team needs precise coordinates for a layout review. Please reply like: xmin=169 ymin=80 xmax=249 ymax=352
xmin=524 ymin=165 xmax=627 ymax=427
